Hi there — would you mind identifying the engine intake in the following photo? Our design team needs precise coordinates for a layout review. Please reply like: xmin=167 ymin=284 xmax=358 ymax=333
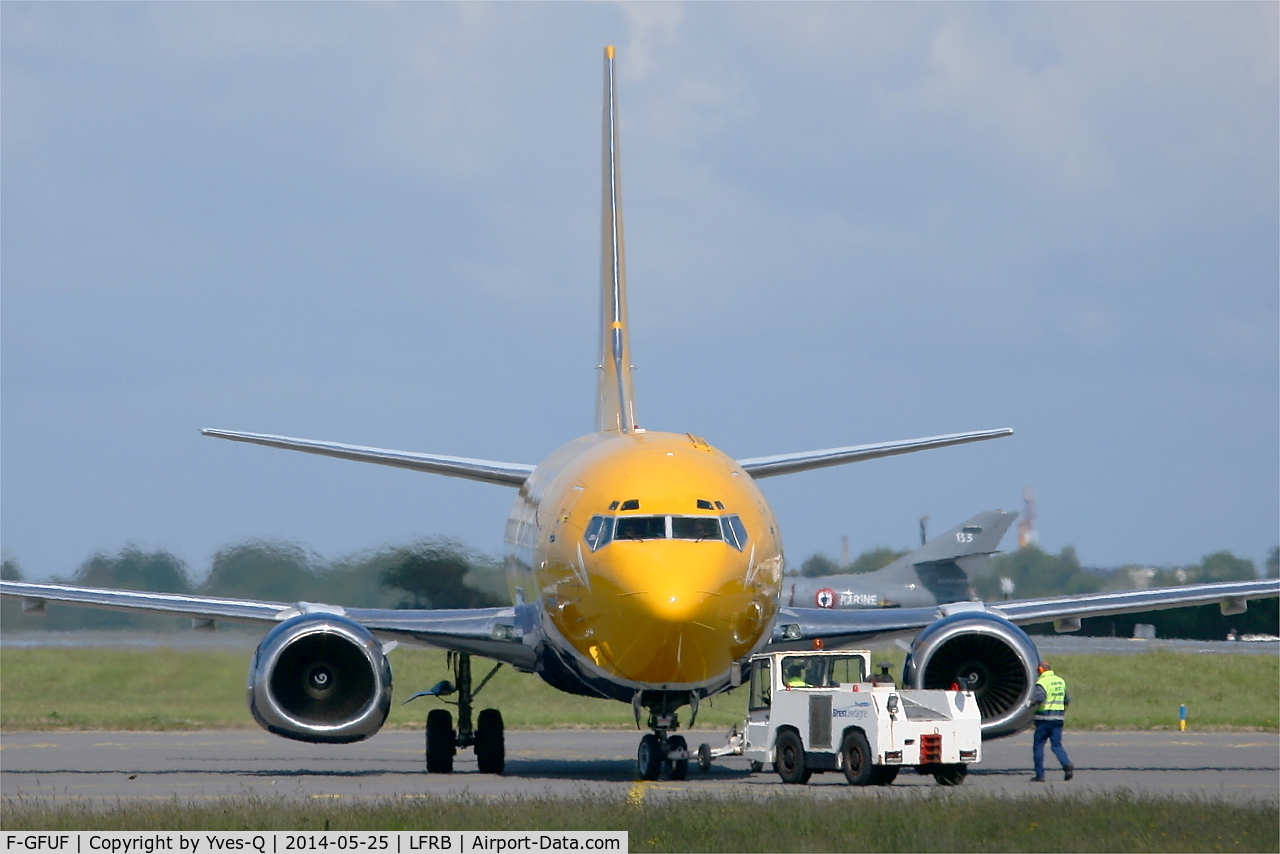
xmin=903 ymin=611 xmax=1040 ymax=740
xmin=249 ymin=614 xmax=392 ymax=743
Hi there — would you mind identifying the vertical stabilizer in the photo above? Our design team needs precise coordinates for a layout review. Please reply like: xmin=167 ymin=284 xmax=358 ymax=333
xmin=597 ymin=45 xmax=637 ymax=433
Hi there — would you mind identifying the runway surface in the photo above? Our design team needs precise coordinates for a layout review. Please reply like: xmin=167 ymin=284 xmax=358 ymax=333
xmin=2 ymin=729 xmax=1275 ymax=804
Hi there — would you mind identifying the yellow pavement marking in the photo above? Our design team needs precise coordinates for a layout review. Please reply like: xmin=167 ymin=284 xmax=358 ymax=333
xmin=311 ymin=794 xmax=343 ymax=799
xmin=626 ymin=781 xmax=647 ymax=805
xmin=0 ymin=743 xmax=60 ymax=750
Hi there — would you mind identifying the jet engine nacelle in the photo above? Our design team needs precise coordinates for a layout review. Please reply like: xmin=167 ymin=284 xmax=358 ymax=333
xmin=902 ymin=610 xmax=1039 ymax=740
xmin=248 ymin=614 xmax=392 ymax=744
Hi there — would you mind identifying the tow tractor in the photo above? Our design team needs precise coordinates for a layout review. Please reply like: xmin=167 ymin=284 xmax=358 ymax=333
xmin=698 ymin=649 xmax=981 ymax=785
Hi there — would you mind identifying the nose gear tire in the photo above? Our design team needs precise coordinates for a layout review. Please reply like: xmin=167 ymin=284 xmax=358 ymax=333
xmin=666 ymin=734 xmax=689 ymax=781
xmin=636 ymin=733 xmax=663 ymax=781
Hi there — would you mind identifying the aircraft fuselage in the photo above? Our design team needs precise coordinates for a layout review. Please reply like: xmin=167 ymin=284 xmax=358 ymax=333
xmin=505 ymin=430 xmax=784 ymax=703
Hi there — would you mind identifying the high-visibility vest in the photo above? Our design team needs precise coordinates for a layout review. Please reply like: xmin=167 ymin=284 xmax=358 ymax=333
xmin=1037 ymin=671 xmax=1067 ymax=716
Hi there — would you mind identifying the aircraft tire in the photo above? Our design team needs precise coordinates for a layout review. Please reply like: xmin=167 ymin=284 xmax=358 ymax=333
xmin=666 ymin=734 xmax=689 ymax=781
xmin=775 ymin=730 xmax=810 ymax=784
xmin=637 ymin=733 xmax=663 ymax=781
xmin=425 ymin=709 xmax=455 ymax=774
xmin=475 ymin=708 xmax=505 ymax=775
xmin=697 ymin=743 xmax=712 ymax=773
xmin=933 ymin=764 xmax=967 ymax=786
xmin=839 ymin=729 xmax=875 ymax=786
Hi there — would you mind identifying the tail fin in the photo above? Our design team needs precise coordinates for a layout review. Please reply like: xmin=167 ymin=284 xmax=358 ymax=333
xmin=871 ymin=510 xmax=1018 ymax=599
xmin=596 ymin=45 xmax=638 ymax=434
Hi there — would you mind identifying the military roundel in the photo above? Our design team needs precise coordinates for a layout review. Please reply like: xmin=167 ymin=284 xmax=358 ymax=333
xmin=815 ymin=588 xmax=836 ymax=609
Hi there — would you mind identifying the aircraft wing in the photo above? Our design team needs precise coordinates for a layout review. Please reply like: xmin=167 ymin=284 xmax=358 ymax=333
xmin=0 ymin=580 xmax=536 ymax=670
xmin=737 ymin=428 xmax=1014 ymax=478
xmin=766 ymin=578 xmax=1280 ymax=649
xmin=201 ymin=429 xmax=536 ymax=487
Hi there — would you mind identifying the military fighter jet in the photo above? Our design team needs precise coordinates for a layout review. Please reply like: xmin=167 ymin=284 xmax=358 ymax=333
xmin=787 ymin=510 xmax=1018 ymax=611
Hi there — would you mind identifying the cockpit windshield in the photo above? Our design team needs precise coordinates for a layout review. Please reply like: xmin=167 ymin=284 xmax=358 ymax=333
xmin=671 ymin=517 xmax=722 ymax=541
xmin=583 ymin=514 xmax=749 ymax=552
xmin=615 ymin=516 xmax=666 ymax=541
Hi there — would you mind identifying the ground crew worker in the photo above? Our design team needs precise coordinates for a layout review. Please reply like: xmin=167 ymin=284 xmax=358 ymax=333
xmin=784 ymin=659 xmax=809 ymax=688
xmin=1029 ymin=660 xmax=1074 ymax=782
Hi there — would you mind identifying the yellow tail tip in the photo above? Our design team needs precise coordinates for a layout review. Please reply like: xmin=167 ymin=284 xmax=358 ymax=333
xmin=605 ymin=45 xmax=616 ymax=59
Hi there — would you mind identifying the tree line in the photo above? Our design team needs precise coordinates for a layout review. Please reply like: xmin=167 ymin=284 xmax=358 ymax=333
xmin=2 ymin=540 xmax=1276 ymax=640
xmin=0 ymin=539 xmax=506 ymax=632
xmin=793 ymin=542 xmax=1280 ymax=641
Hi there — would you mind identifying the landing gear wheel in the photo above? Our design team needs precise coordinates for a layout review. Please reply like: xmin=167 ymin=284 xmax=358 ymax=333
xmin=871 ymin=765 xmax=900 ymax=786
xmin=775 ymin=730 xmax=811 ymax=784
xmin=425 ymin=708 xmax=455 ymax=774
xmin=933 ymin=764 xmax=967 ymax=786
xmin=697 ymin=743 xmax=712 ymax=774
xmin=637 ymin=733 xmax=663 ymax=781
xmin=666 ymin=735 xmax=689 ymax=781
xmin=475 ymin=708 xmax=505 ymax=775
xmin=749 ymin=760 xmax=764 ymax=774
xmin=839 ymin=729 xmax=874 ymax=786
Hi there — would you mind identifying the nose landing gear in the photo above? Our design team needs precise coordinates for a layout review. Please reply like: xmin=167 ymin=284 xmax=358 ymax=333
xmin=406 ymin=651 xmax=505 ymax=774
xmin=635 ymin=705 xmax=692 ymax=781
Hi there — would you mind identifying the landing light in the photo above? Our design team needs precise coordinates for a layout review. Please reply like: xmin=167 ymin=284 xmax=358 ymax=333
xmin=781 ymin=624 xmax=802 ymax=641
xmin=491 ymin=624 xmax=515 ymax=641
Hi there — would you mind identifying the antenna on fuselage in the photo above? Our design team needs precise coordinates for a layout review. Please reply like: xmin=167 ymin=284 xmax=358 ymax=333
xmin=596 ymin=45 xmax=638 ymax=434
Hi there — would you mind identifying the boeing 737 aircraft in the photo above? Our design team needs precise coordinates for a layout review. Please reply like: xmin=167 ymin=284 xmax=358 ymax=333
xmin=4 ymin=47 xmax=1277 ymax=782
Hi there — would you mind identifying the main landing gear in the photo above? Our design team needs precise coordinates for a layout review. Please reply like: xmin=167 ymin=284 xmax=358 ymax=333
xmin=407 ymin=651 xmax=505 ymax=775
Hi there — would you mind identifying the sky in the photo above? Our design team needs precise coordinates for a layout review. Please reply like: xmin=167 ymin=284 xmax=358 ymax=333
xmin=3 ymin=2 xmax=1277 ymax=583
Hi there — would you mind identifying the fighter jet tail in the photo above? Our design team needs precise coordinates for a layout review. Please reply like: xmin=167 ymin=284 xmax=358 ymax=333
xmin=870 ymin=509 xmax=1018 ymax=601
xmin=790 ymin=510 xmax=1017 ymax=609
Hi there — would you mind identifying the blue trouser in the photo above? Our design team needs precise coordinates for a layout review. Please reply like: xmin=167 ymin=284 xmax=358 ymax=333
xmin=1033 ymin=719 xmax=1071 ymax=777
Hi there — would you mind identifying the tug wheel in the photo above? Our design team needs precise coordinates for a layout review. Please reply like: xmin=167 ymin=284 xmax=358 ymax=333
xmin=839 ymin=729 xmax=874 ymax=786
xmin=775 ymin=730 xmax=811 ymax=784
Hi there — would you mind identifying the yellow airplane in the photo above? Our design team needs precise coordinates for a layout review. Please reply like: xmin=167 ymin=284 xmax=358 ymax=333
xmin=5 ymin=46 xmax=1276 ymax=782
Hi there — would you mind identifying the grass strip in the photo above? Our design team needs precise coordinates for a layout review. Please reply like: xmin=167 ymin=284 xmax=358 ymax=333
xmin=2 ymin=645 xmax=1276 ymax=731
xmin=1 ymin=790 xmax=1275 ymax=852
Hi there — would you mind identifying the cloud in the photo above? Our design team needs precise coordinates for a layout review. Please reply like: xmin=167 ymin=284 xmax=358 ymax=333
xmin=621 ymin=2 xmax=683 ymax=81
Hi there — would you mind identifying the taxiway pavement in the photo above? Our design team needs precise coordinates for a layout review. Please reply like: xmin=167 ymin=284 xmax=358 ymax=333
xmin=2 ymin=729 xmax=1275 ymax=804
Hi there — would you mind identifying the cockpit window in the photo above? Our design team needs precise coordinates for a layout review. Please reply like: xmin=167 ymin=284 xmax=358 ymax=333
xmin=721 ymin=515 xmax=749 ymax=551
xmin=671 ymin=516 xmax=722 ymax=541
xmin=585 ymin=514 xmax=747 ymax=550
xmin=620 ymin=499 xmax=640 ymax=511
xmin=584 ymin=515 xmax=613 ymax=551
xmin=615 ymin=516 xmax=666 ymax=541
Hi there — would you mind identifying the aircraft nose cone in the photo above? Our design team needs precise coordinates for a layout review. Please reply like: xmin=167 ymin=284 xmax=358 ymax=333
xmin=641 ymin=588 xmax=713 ymax=622
xmin=569 ymin=541 xmax=771 ymax=685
